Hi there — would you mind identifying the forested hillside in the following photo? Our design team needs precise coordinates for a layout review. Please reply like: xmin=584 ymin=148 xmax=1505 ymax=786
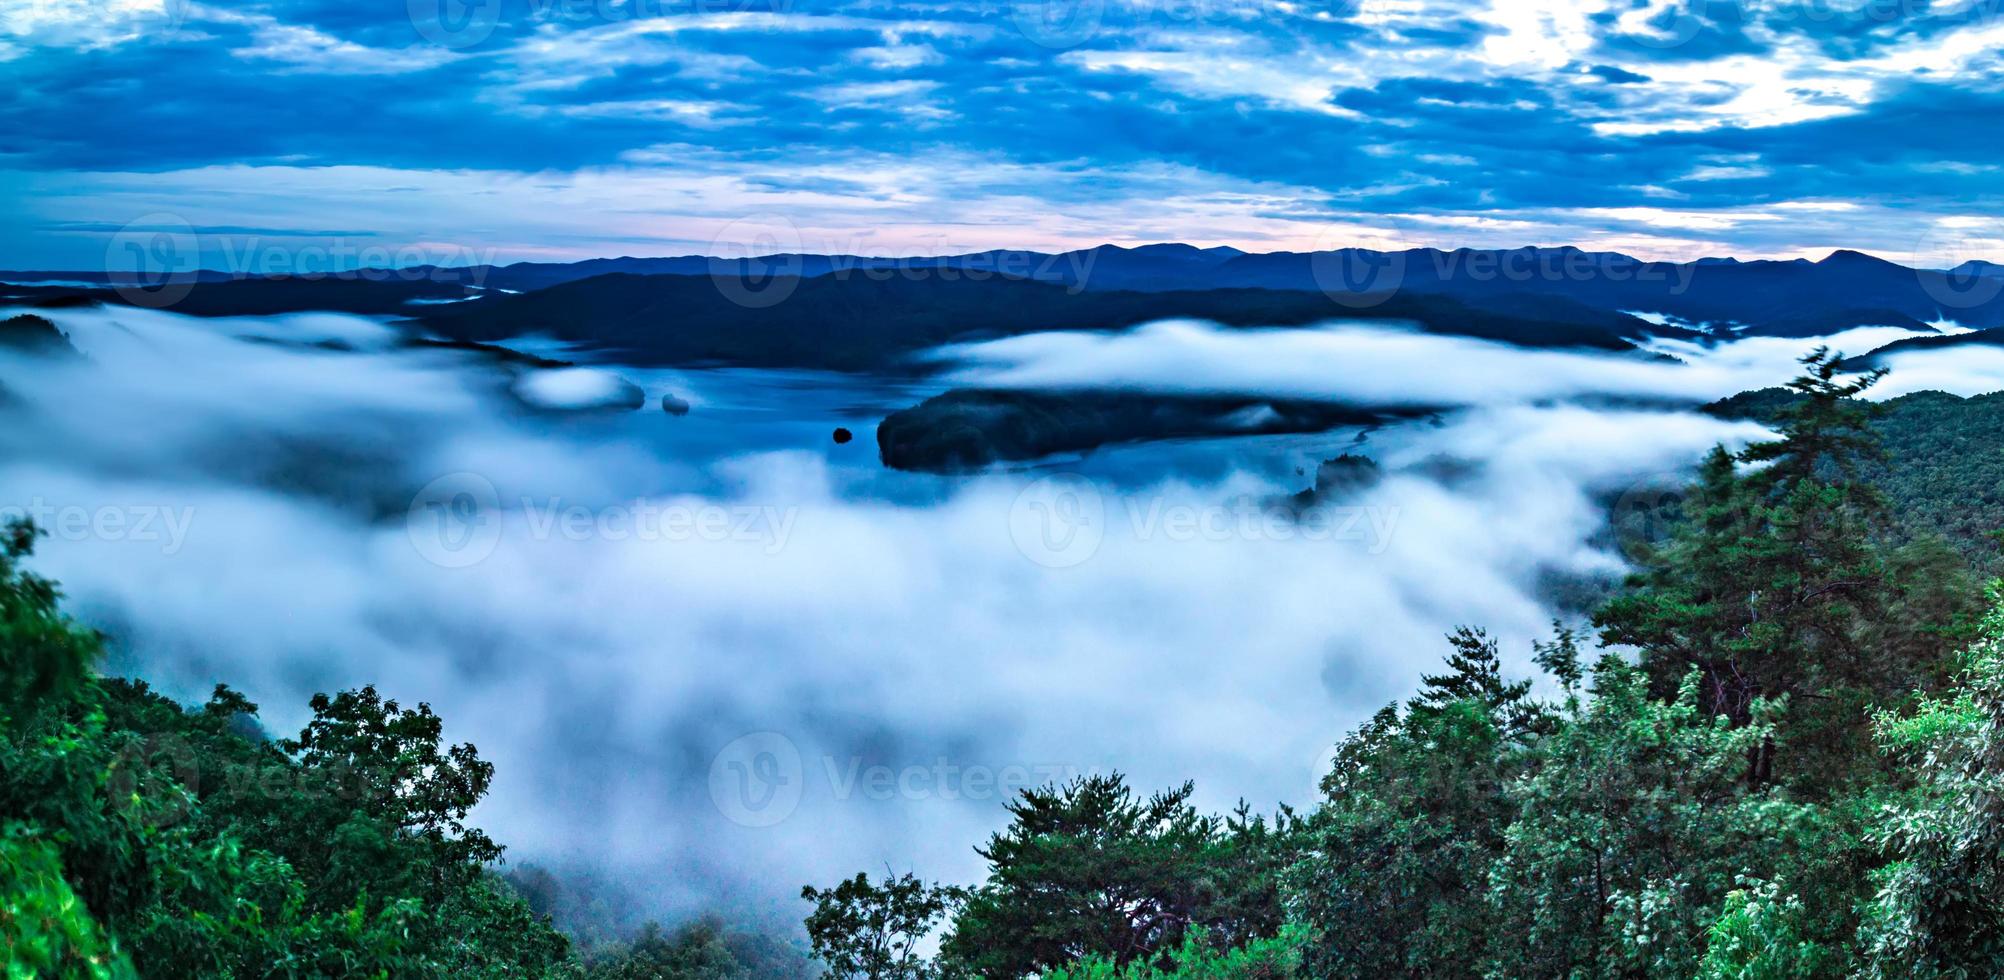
xmin=0 ymin=521 xmax=812 ymax=978
xmin=12 ymin=352 xmax=2004 ymax=977
xmin=1709 ymin=383 xmax=2004 ymax=570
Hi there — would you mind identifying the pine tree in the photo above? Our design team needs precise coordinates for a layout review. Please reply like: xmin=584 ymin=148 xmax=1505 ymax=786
xmin=1596 ymin=350 xmax=1975 ymax=788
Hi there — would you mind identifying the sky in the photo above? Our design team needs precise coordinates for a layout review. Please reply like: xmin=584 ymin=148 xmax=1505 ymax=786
xmin=4 ymin=0 xmax=2004 ymax=269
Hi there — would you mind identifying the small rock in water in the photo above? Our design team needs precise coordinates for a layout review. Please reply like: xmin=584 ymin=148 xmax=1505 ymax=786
xmin=660 ymin=392 xmax=692 ymax=416
xmin=832 ymin=427 xmax=854 ymax=444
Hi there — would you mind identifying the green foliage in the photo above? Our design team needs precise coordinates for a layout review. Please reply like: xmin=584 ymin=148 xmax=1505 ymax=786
xmin=18 ymin=344 xmax=2004 ymax=980
xmin=941 ymin=774 xmax=1293 ymax=979
xmin=1273 ymin=353 xmax=1977 ymax=978
xmin=1709 ymin=386 xmax=2004 ymax=573
xmin=1859 ymin=585 xmax=2004 ymax=976
xmin=0 ymin=519 xmax=576 ymax=977
xmin=0 ymin=823 xmax=134 ymax=979
xmin=579 ymin=917 xmax=817 ymax=980
xmin=801 ymin=871 xmax=961 ymax=979
xmin=0 ymin=519 xmax=97 ymax=716
xmin=1039 ymin=926 xmax=1311 ymax=980
xmin=1485 ymin=661 xmax=1807 ymax=978
xmin=1289 ymin=629 xmax=1544 ymax=977
xmin=1695 ymin=878 xmax=1834 ymax=979
xmin=1599 ymin=350 xmax=1977 ymax=789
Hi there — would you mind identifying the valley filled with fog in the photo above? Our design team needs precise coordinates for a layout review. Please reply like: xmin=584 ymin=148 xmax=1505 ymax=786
xmin=3 ymin=302 xmax=1998 ymax=928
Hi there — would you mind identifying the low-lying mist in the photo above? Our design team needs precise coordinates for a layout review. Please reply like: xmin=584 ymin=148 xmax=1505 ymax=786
xmin=1 ymin=305 xmax=1983 ymax=933
xmin=931 ymin=318 xmax=1983 ymax=404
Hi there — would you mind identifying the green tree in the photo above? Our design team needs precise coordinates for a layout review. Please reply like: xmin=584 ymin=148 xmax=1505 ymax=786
xmin=1861 ymin=585 xmax=2004 ymax=976
xmin=0 ymin=519 xmax=576 ymax=977
xmin=1695 ymin=877 xmax=1833 ymax=979
xmin=802 ymin=871 xmax=961 ymax=980
xmin=586 ymin=919 xmax=752 ymax=980
xmin=1484 ymin=659 xmax=1809 ymax=978
xmin=1290 ymin=628 xmax=1549 ymax=977
xmin=0 ymin=823 xmax=134 ymax=979
xmin=942 ymin=775 xmax=1290 ymax=978
xmin=1598 ymin=349 xmax=1976 ymax=788
xmin=0 ymin=519 xmax=96 ymax=715
xmin=1040 ymin=926 xmax=1310 ymax=980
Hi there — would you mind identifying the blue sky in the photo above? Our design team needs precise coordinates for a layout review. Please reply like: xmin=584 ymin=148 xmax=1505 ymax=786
xmin=4 ymin=0 xmax=2003 ymax=269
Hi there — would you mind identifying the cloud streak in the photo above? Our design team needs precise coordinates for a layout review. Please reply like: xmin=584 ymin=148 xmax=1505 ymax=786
xmin=932 ymin=318 xmax=1968 ymax=406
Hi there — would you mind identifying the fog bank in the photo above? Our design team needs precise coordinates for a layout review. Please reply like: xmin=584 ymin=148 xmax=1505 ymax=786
xmin=4 ymin=306 xmax=1951 ymax=930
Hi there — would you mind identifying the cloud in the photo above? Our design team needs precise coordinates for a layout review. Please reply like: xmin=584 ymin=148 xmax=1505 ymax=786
xmin=5 ymin=0 xmax=2004 ymax=264
xmin=11 ymin=157 xmax=2002 ymax=272
xmin=931 ymin=319 xmax=1964 ymax=406
xmin=224 ymin=13 xmax=464 ymax=74
xmin=849 ymin=42 xmax=946 ymax=69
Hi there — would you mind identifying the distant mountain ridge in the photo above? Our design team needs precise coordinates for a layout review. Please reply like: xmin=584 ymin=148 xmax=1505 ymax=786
xmin=413 ymin=273 xmax=1664 ymax=371
xmin=11 ymin=243 xmax=2004 ymax=372
xmin=11 ymin=243 xmax=1996 ymax=337
xmin=342 ymin=244 xmax=2004 ymax=329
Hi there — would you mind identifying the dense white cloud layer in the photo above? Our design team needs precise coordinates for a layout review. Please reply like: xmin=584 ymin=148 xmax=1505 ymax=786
xmin=935 ymin=320 xmax=1985 ymax=403
xmin=3 ymin=305 xmax=1985 ymax=926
